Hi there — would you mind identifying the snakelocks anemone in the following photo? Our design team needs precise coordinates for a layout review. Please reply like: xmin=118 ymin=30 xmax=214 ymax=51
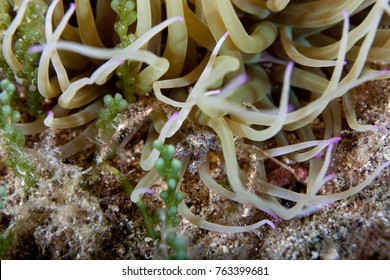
xmin=1 ymin=0 xmax=390 ymax=236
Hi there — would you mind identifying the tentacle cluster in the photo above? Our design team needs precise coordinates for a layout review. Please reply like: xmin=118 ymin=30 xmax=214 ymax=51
xmin=2 ymin=0 xmax=390 ymax=233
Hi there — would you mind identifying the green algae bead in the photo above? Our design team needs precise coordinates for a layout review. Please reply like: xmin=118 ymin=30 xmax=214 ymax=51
xmin=2 ymin=105 xmax=11 ymax=117
xmin=160 ymin=190 xmax=169 ymax=202
xmin=153 ymin=140 xmax=164 ymax=150
xmin=155 ymin=158 xmax=166 ymax=173
xmin=1 ymin=80 xmax=15 ymax=93
xmin=103 ymin=95 xmax=114 ymax=106
xmin=167 ymin=205 xmax=177 ymax=216
xmin=167 ymin=178 xmax=177 ymax=191
xmin=119 ymin=99 xmax=128 ymax=110
xmin=175 ymin=192 xmax=184 ymax=204
xmin=0 ymin=92 xmax=10 ymax=105
xmin=171 ymin=159 xmax=182 ymax=174
xmin=99 ymin=109 xmax=111 ymax=121
xmin=164 ymin=145 xmax=175 ymax=159
xmin=11 ymin=111 xmax=21 ymax=123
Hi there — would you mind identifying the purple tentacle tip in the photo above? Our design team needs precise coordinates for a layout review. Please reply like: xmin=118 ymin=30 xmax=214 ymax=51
xmin=287 ymin=103 xmax=295 ymax=113
xmin=342 ymin=10 xmax=349 ymax=19
xmin=28 ymin=44 xmax=43 ymax=54
xmin=144 ymin=189 xmax=154 ymax=195
xmin=239 ymin=73 xmax=249 ymax=85
xmin=264 ymin=209 xmax=280 ymax=222
xmin=327 ymin=173 xmax=337 ymax=181
xmin=267 ymin=220 xmax=277 ymax=230
xmin=330 ymin=136 xmax=342 ymax=144
xmin=374 ymin=125 xmax=380 ymax=131
xmin=171 ymin=112 xmax=179 ymax=119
